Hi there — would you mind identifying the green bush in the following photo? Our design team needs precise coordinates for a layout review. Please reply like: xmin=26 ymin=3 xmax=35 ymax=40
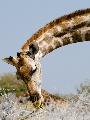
xmin=0 ymin=73 xmax=27 ymax=96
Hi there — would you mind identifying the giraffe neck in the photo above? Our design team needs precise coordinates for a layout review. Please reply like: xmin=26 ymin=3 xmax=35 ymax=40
xmin=21 ymin=8 xmax=90 ymax=57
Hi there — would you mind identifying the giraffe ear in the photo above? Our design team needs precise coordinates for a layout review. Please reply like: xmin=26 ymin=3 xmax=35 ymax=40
xmin=3 ymin=56 xmax=18 ymax=67
xmin=29 ymin=42 xmax=39 ymax=55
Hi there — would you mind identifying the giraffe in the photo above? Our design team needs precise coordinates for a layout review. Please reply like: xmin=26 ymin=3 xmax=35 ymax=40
xmin=3 ymin=8 xmax=90 ymax=108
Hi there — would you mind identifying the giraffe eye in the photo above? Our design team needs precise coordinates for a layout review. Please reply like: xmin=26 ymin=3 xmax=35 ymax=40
xmin=17 ymin=52 xmax=20 ymax=57
xmin=27 ymin=51 xmax=31 ymax=56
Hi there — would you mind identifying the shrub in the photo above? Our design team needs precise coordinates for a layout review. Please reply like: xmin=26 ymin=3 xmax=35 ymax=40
xmin=0 ymin=73 xmax=27 ymax=96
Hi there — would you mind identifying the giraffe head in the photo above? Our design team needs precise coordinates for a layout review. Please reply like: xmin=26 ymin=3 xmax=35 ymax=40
xmin=3 ymin=42 xmax=39 ymax=80
xmin=3 ymin=53 xmax=35 ymax=81
xmin=3 ymin=42 xmax=44 ymax=106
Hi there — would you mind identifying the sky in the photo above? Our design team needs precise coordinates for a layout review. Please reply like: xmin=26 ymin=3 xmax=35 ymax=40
xmin=0 ymin=0 xmax=90 ymax=94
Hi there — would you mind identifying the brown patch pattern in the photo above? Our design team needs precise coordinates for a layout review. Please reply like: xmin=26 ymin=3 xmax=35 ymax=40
xmin=62 ymin=37 xmax=72 ymax=45
xmin=21 ymin=8 xmax=90 ymax=51
xmin=85 ymin=30 xmax=90 ymax=41
xmin=71 ymin=31 xmax=82 ymax=43
xmin=54 ymin=21 xmax=90 ymax=38
xmin=47 ymin=45 xmax=54 ymax=53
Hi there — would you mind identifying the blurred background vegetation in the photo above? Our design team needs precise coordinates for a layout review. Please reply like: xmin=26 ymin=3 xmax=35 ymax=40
xmin=0 ymin=73 xmax=27 ymax=97
xmin=0 ymin=73 xmax=90 ymax=101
